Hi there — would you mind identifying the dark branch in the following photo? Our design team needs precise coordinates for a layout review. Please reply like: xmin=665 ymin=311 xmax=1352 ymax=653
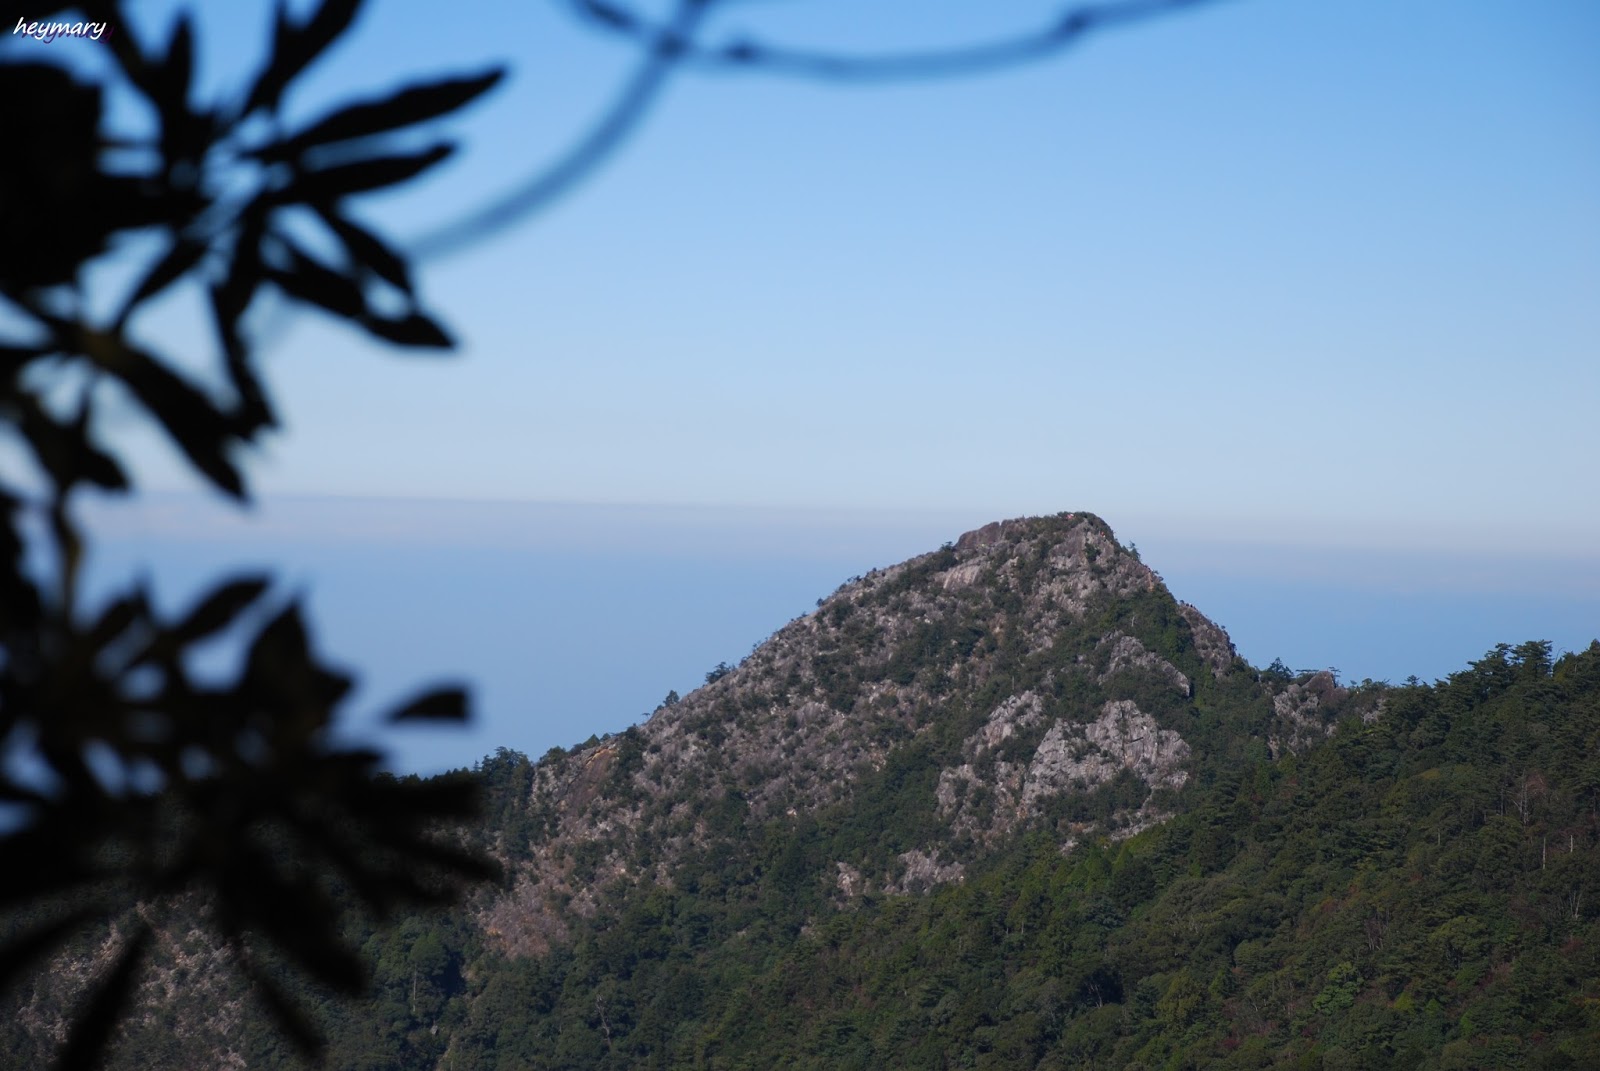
xmin=412 ymin=0 xmax=712 ymax=259
xmin=412 ymin=0 xmax=1223 ymax=260
xmin=564 ymin=0 xmax=1227 ymax=82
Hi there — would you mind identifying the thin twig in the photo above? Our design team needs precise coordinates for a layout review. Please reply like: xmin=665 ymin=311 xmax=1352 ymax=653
xmin=411 ymin=0 xmax=713 ymax=260
xmin=564 ymin=0 xmax=1226 ymax=82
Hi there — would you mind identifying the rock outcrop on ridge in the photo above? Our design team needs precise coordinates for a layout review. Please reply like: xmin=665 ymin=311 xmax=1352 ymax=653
xmin=481 ymin=511 xmax=1367 ymax=956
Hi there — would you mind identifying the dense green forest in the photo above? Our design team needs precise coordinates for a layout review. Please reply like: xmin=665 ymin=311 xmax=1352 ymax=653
xmin=7 ymin=637 xmax=1598 ymax=1070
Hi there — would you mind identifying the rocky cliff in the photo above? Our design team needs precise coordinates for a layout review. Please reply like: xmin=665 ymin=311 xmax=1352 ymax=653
xmin=480 ymin=511 xmax=1364 ymax=957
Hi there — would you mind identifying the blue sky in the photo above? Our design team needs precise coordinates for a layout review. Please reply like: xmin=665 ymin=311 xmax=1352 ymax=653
xmin=30 ymin=0 xmax=1600 ymax=771
xmin=99 ymin=0 xmax=1598 ymax=536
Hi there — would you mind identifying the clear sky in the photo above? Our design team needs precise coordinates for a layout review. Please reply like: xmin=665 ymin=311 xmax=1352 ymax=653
xmin=104 ymin=0 xmax=1599 ymax=544
xmin=36 ymin=1 xmax=1600 ymax=771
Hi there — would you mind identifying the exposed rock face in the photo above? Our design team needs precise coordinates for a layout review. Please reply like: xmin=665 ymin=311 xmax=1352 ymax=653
xmin=1268 ymin=671 xmax=1346 ymax=758
xmin=834 ymin=861 xmax=867 ymax=900
xmin=481 ymin=512 xmax=1245 ymax=953
xmin=888 ymin=850 xmax=966 ymax=895
xmin=1023 ymin=700 xmax=1191 ymax=804
xmin=934 ymin=693 xmax=1190 ymax=860
xmin=1096 ymin=632 xmax=1191 ymax=697
xmin=19 ymin=919 xmax=248 ymax=1071
xmin=1177 ymin=601 xmax=1238 ymax=678
xmin=935 ymin=690 xmax=1047 ymax=847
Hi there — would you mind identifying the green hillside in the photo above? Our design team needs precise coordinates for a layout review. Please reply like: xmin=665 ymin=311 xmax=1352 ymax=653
xmin=441 ymin=642 xmax=1600 ymax=1071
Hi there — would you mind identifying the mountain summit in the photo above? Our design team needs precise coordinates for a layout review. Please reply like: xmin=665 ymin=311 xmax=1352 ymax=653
xmin=483 ymin=512 xmax=1349 ymax=955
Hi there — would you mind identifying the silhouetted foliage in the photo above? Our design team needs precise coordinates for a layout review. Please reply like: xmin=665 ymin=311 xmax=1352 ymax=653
xmin=1 ymin=1 xmax=502 ymax=1065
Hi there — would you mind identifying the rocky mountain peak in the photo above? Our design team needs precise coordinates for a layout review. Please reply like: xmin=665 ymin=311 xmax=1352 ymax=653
xmin=483 ymin=511 xmax=1280 ymax=954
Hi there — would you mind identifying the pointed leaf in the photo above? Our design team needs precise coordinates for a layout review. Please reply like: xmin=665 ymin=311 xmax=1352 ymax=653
xmin=86 ymin=589 xmax=150 ymax=656
xmin=210 ymin=213 xmax=276 ymax=432
xmin=118 ymin=237 xmax=208 ymax=326
xmin=388 ymin=685 xmax=469 ymax=724
xmin=244 ymin=604 xmax=312 ymax=676
xmin=238 ymin=956 xmax=325 ymax=1060
xmin=245 ymin=0 xmax=365 ymax=115
xmin=245 ymin=2 xmax=294 ymax=114
xmin=267 ymin=246 xmax=366 ymax=321
xmin=159 ymin=14 xmax=194 ymax=115
xmin=57 ymin=927 xmax=149 ymax=1071
xmin=358 ymin=310 xmax=453 ymax=349
xmin=0 ymin=780 xmax=50 ymax=805
xmin=172 ymin=576 xmax=271 ymax=646
xmin=576 ymin=0 xmax=641 ymax=31
xmin=15 ymin=393 xmax=128 ymax=493
xmin=279 ymin=143 xmax=453 ymax=204
xmin=383 ymin=835 xmax=499 ymax=881
xmin=320 ymin=211 xmax=411 ymax=292
xmin=98 ymin=341 xmax=246 ymax=499
xmin=222 ymin=854 xmax=365 ymax=992
xmin=0 ymin=345 xmax=47 ymax=375
xmin=0 ymin=908 xmax=97 ymax=995
xmin=261 ymin=69 xmax=504 ymax=158
xmin=240 ymin=603 xmax=353 ymax=725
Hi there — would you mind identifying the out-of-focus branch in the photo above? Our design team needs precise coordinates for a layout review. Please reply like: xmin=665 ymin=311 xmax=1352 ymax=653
xmin=412 ymin=0 xmax=712 ymax=259
xmin=412 ymin=0 xmax=1225 ymax=259
xmin=563 ymin=0 xmax=1226 ymax=81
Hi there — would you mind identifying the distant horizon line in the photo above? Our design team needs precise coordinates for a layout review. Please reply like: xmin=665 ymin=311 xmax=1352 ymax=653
xmin=96 ymin=486 xmax=1600 ymax=555
xmin=80 ymin=489 xmax=1600 ymax=599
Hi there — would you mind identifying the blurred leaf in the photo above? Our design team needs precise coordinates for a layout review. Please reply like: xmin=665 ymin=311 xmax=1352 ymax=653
xmin=362 ymin=774 xmax=482 ymax=820
xmin=15 ymin=393 xmax=128 ymax=493
xmin=576 ymin=0 xmax=640 ymax=31
xmin=0 ymin=65 xmax=107 ymax=286
xmin=242 ymin=604 xmax=353 ymax=727
xmin=66 ymin=403 xmax=129 ymax=492
xmin=245 ymin=0 xmax=365 ymax=115
xmin=117 ymin=237 xmax=208 ymax=326
xmin=238 ymin=954 xmax=326 ymax=1060
xmin=358 ymin=310 xmax=453 ymax=349
xmin=220 ymin=848 xmax=365 ymax=992
xmin=0 ymin=908 xmax=97 ymax=996
xmin=242 ymin=603 xmax=312 ymax=682
xmin=259 ymin=68 xmax=504 ymax=159
xmin=0 ymin=835 xmax=99 ymax=909
xmin=157 ymin=14 xmax=194 ymax=118
xmin=388 ymin=685 xmax=469 ymax=723
xmin=99 ymin=9 xmax=165 ymax=105
xmin=320 ymin=211 xmax=411 ymax=292
xmin=210 ymin=212 xmax=276 ymax=432
xmin=0 ymin=346 xmax=47 ymax=375
xmin=91 ymin=337 xmax=247 ymax=499
xmin=170 ymin=576 xmax=271 ymax=647
xmin=280 ymin=143 xmax=453 ymax=204
xmin=266 ymin=246 xmax=366 ymax=321
xmin=380 ymin=834 xmax=499 ymax=882
xmin=57 ymin=926 xmax=149 ymax=1071
xmin=316 ymin=747 xmax=386 ymax=779
xmin=0 ymin=1 xmax=500 ymax=1059
xmin=0 ymin=781 xmax=50 ymax=805
xmin=85 ymin=589 xmax=150 ymax=656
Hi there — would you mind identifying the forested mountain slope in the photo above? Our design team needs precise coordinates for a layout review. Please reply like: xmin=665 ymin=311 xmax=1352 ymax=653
xmin=5 ymin=513 xmax=1598 ymax=1069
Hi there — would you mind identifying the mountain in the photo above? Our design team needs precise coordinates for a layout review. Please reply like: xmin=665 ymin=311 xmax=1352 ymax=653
xmin=478 ymin=511 xmax=1341 ymax=953
xmin=6 ymin=511 xmax=1599 ymax=1069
